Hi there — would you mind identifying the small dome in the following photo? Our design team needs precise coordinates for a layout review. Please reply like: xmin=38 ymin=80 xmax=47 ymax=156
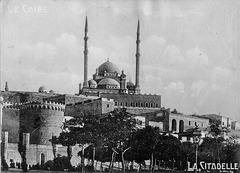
xmin=98 ymin=60 xmax=120 ymax=75
xmin=38 ymin=86 xmax=47 ymax=93
xmin=127 ymin=81 xmax=135 ymax=87
xmin=88 ymin=79 xmax=97 ymax=85
xmin=98 ymin=78 xmax=120 ymax=86
xmin=49 ymin=90 xmax=55 ymax=94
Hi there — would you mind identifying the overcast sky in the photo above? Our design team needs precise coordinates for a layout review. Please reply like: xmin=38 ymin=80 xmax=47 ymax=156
xmin=1 ymin=0 xmax=240 ymax=120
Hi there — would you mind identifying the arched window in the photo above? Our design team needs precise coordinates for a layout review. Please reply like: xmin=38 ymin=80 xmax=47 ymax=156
xmin=179 ymin=120 xmax=184 ymax=132
xmin=130 ymin=102 xmax=133 ymax=107
xmin=195 ymin=122 xmax=197 ymax=126
xmin=189 ymin=121 xmax=191 ymax=126
xmin=172 ymin=119 xmax=177 ymax=132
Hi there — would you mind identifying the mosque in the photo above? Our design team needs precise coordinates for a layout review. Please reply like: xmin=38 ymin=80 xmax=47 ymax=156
xmin=1 ymin=17 xmax=229 ymax=168
xmin=80 ymin=17 xmax=141 ymax=95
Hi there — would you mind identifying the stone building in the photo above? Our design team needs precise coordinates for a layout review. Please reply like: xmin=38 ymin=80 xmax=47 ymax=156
xmin=231 ymin=121 xmax=240 ymax=131
xmin=201 ymin=114 xmax=232 ymax=129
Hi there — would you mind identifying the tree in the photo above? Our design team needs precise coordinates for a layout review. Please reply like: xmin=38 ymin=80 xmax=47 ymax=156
xmin=129 ymin=126 xmax=161 ymax=173
xmin=18 ymin=142 xmax=28 ymax=172
xmin=199 ymin=137 xmax=224 ymax=163
xmin=155 ymin=134 xmax=183 ymax=170
xmin=181 ymin=141 xmax=196 ymax=170
xmin=99 ymin=109 xmax=137 ymax=173
xmin=57 ymin=116 xmax=101 ymax=173
xmin=58 ymin=109 xmax=137 ymax=173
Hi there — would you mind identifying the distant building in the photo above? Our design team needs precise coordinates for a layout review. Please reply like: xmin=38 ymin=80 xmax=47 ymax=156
xmin=201 ymin=114 xmax=232 ymax=128
xmin=231 ymin=121 xmax=240 ymax=131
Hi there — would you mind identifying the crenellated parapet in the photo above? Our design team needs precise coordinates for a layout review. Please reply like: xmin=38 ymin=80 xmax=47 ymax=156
xmin=20 ymin=101 xmax=65 ymax=112
xmin=3 ymin=102 xmax=21 ymax=110
xmin=3 ymin=101 xmax=65 ymax=111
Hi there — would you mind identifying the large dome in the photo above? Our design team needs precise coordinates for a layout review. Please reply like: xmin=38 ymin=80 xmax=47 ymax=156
xmin=98 ymin=78 xmax=120 ymax=86
xmin=98 ymin=60 xmax=120 ymax=75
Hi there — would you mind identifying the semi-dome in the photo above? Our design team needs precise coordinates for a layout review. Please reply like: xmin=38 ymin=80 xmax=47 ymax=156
xmin=49 ymin=90 xmax=55 ymax=94
xmin=98 ymin=60 xmax=120 ymax=75
xmin=98 ymin=78 xmax=120 ymax=86
xmin=38 ymin=86 xmax=47 ymax=93
xmin=88 ymin=79 xmax=97 ymax=85
xmin=127 ymin=81 xmax=135 ymax=87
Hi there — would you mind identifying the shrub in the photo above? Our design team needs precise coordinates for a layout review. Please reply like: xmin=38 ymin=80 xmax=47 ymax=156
xmin=1 ymin=157 xmax=9 ymax=171
xmin=51 ymin=156 xmax=72 ymax=171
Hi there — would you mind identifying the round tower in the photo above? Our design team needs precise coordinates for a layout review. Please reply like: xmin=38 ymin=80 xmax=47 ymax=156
xmin=20 ymin=101 xmax=65 ymax=145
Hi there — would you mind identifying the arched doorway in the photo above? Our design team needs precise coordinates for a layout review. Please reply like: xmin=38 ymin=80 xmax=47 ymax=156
xmin=172 ymin=119 xmax=177 ymax=132
xmin=40 ymin=153 xmax=45 ymax=165
xmin=179 ymin=120 xmax=184 ymax=132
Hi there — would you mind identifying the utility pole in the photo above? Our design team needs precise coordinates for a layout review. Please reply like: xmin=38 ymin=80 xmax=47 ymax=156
xmin=0 ymin=95 xmax=4 ymax=170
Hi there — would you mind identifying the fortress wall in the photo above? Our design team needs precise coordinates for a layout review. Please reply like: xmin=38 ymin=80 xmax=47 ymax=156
xmin=2 ymin=108 xmax=20 ymax=143
xmin=66 ymin=99 xmax=108 ymax=117
xmin=26 ymin=144 xmax=68 ymax=165
xmin=19 ymin=92 xmax=57 ymax=103
xmin=0 ymin=92 xmax=20 ymax=103
xmin=4 ymin=143 xmax=22 ymax=165
xmin=44 ymin=94 xmax=97 ymax=104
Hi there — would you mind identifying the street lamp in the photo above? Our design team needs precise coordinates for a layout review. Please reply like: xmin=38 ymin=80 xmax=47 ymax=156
xmin=193 ymin=129 xmax=201 ymax=173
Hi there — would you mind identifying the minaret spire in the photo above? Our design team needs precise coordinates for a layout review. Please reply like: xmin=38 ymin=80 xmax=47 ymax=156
xmin=83 ymin=16 xmax=89 ymax=88
xmin=135 ymin=20 xmax=140 ymax=94
xmin=5 ymin=82 xmax=9 ymax=91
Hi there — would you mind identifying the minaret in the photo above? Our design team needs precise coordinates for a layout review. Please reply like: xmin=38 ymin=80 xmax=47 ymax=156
xmin=5 ymin=82 xmax=9 ymax=91
xmin=83 ymin=16 xmax=89 ymax=88
xmin=135 ymin=20 xmax=140 ymax=94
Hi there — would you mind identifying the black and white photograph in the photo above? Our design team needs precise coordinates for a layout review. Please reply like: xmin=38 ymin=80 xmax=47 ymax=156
xmin=1 ymin=0 xmax=240 ymax=172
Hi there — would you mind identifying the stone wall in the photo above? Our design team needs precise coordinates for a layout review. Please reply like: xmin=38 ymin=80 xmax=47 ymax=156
xmin=65 ymin=98 xmax=115 ymax=117
xmin=2 ymin=132 xmax=68 ymax=166
xmin=0 ymin=91 xmax=20 ymax=103
xmin=2 ymin=108 xmax=20 ymax=143
xmin=44 ymin=94 xmax=99 ymax=104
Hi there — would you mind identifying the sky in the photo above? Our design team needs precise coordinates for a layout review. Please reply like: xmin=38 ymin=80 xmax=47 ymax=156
xmin=1 ymin=0 xmax=240 ymax=121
